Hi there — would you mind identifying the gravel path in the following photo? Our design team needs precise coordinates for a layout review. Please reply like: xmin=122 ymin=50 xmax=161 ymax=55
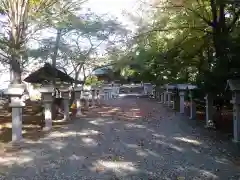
xmin=0 ymin=95 xmax=240 ymax=180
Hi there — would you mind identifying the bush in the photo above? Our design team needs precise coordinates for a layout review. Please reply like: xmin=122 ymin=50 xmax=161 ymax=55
xmin=85 ymin=75 xmax=103 ymax=86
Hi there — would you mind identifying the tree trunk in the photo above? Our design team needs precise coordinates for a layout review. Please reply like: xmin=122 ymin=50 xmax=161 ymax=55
xmin=10 ymin=54 xmax=22 ymax=84
xmin=209 ymin=0 xmax=230 ymax=92
xmin=52 ymin=29 xmax=62 ymax=85
xmin=70 ymin=64 xmax=84 ymax=106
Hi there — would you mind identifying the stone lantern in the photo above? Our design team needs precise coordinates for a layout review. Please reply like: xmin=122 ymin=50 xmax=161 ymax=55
xmin=226 ymin=79 xmax=240 ymax=143
xmin=152 ymin=85 xmax=156 ymax=99
xmin=103 ymin=87 xmax=112 ymax=100
xmin=39 ymin=84 xmax=54 ymax=131
xmin=159 ymin=86 xmax=164 ymax=103
xmin=172 ymin=86 xmax=178 ymax=110
xmin=112 ymin=84 xmax=120 ymax=98
xmin=187 ymin=85 xmax=197 ymax=120
xmin=59 ymin=83 xmax=70 ymax=120
xmin=177 ymin=84 xmax=189 ymax=114
xmin=157 ymin=86 xmax=162 ymax=101
xmin=204 ymin=93 xmax=214 ymax=128
xmin=163 ymin=88 xmax=167 ymax=104
xmin=96 ymin=86 xmax=101 ymax=105
xmin=91 ymin=86 xmax=97 ymax=107
xmin=155 ymin=86 xmax=159 ymax=100
xmin=83 ymin=85 xmax=91 ymax=110
xmin=165 ymin=84 xmax=175 ymax=107
xmin=4 ymin=83 xmax=26 ymax=142
xmin=74 ymin=86 xmax=83 ymax=117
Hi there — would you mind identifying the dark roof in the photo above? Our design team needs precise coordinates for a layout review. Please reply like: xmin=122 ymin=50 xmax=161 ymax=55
xmin=24 ymin=63 xmax=83 ymax=84
xmin=92 ymin=66 xmax=112 ymax=75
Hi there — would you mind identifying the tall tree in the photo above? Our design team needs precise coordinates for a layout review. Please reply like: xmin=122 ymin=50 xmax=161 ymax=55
xmin=0 ymin=0 xmax=59 ymax=83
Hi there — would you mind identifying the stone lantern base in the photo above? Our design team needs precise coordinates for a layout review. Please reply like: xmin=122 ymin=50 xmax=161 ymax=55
xmin=4 ymin=83 xmax=26 ymax=142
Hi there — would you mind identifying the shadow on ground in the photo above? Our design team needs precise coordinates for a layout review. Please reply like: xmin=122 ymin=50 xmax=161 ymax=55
xmin=0 ymin=96 xmax=239 ymax=179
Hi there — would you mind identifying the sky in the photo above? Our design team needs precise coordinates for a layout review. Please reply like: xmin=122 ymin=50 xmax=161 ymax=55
xmin=83 ymin=0 xmax=139 ymax=28
xmin=0 ymin=0 xmax=140 ymax=89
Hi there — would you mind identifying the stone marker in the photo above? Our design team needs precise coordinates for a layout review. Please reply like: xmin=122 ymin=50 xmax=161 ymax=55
xmin=75 ymin=86 xmax=83 ymax=117
xmin=205 ymin=93 xmax=214 ymax=128
xmin=59 ymin=84 xmax=70 ymax=121
xmin=227 ymin=79 xmax=240 ymax=143
xmin=39 ymin=84 xmax=54 ymax=131
xmin=4 ymin=83 xmax=26 ymax=142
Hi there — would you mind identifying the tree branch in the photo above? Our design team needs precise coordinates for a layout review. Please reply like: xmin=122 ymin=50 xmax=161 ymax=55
xmin=134 ymin=26 xmax=211 ymax=39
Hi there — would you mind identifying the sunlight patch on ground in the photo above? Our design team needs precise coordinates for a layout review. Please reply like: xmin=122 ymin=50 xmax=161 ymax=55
xmin=152 ymin=133 xmax=166 ymax=138
xmin=77 ymin=129 xmax=101 ymax=136
xmin=46 ymin=131 xmax=76 ymax=138
xmin=173 ymin=137 xmax=202 ymax=146
xmin=198 ymin=169 xmax=218 ymax=179
xmin=125 ymin=123 xmax=146 ymax=129
xmin=123 ymin=143 xmax=139 ymax=149
xmin=93 ymin=160 xmax=139 ymax=174
xmin=118 ymin=93 xmax=142 ymax=97
xmin=214 ymin=157 xmax=231 ymax=165
xmin=0 ymin=123 xmax=11 ymax=129
xmin=191 ymin=148 xmax=201 ymax=154
xmin=107 ymin=107 xmax=121 ymax=113
xmin=0 ymin=154 xmax=33 ymax=166
xmin=69 ymin=154 xmax=85 ymax=161
xmin=136 ymin=149 xmax=148 ymax=157
xmin=20 ymin=139 xmax=43 ymax=144
xmin=50 ymin=141 xmax=67 ymax=150
xmin=81 ymin=137 xmax=98 ymax=147
xmin=145 ymin=149 xmax=160 ymax=157
xmin=89 ymin=118 xmax=111 ymax=125
xmin=155 ymin=140 xmax=184 ymax=152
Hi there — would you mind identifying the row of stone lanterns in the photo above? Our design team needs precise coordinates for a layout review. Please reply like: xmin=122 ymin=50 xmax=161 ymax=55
xmin=5 ymin=82 xmax=104 ymax=143
xmin=155 ymin=84 xmax=197 ymax=120
xmin=154 ymin=81 xmax=240 ymax=143
xmin=102 ymin=83 xmax=120 ymax=100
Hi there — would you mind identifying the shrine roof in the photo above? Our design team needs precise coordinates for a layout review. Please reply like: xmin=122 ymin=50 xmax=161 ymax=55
xmin=92 ymin=66 xmax=112 ymax=75
xmin=24 ymin=63 xmax=83 ymax=84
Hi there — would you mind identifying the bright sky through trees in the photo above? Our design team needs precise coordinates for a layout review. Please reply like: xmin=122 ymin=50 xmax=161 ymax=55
xmin=84 ymin=0 xmax=139 ymax=28
xmin=0 ymin=0 xmax=139 ymax=89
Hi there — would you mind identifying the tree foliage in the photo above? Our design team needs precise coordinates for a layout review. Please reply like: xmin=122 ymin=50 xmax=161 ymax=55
xmin=114 ymin=0 xmax=240 ymax=95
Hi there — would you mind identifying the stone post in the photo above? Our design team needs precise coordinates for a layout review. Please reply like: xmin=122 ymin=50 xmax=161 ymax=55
xmin=160 ymin=93 xmax=163 ymax=103
xmin=59 ymin=85 xmax=70 ymax=121
xmin=104 ymin=90 xmax=108 ymax=101
xmin=74 ymin=86 xmax=82 ymax=117
xmin=172 ymin=93 xmax=175 ymax=110
xmin=116 ymin=85 xmax=120 ymax=96
xmin=163 ymin=91 xmax=167 ymax=104
xmin=110 ymin=83 xmax=114 ymax=99
xmin=112 ymin=84 xmax=119 ymax=98
xmin=5 ymin=84 xmax=26 ymax=142
xmin=39 ymin=85 xmax=54 ymax=131
xmin=179 ymin=91 xmax=185 ymax=114
xmin=205 ymin=93 xmax=214 ymax=128
xmin=85 ymin=91 xmax=90 ymax=110
xmin=157 ymin=91 xmax=161 ymax=101
xmin=84 ymin=85 xmax=92 ymax=110
xmin=167 ymin=92 xmax=171 ymax=107
xmin=233 ymin=104 xmax=240 ymax=143
xmin=230 ymin=91 xmax=240 ymax=143
xmin=91 ymin=88 xmax=96 ymax=107
xmin=144 ymin=84 xmax=147 ymax=95
xmin=103 ymin=87 xmax=111 ymax=101
xmin=96 ymin=88 xmax=101 ymax=105
xmin=189 ymin=91 xmax=196 ymax=120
